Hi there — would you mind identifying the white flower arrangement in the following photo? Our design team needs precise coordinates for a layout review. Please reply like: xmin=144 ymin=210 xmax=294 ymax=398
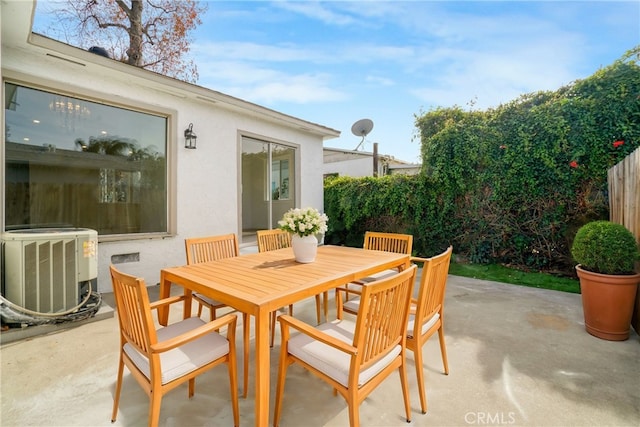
xmin=278 ymin=207 xmax=329 ymax=237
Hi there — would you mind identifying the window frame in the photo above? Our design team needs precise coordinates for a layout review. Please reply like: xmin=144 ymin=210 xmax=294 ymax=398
xmin=2 ymin=72 xmax=178 ymax=242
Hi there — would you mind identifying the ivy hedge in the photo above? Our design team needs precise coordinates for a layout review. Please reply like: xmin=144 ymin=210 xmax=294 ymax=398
xmin=324 ymin=48 xmax=640 ymax=276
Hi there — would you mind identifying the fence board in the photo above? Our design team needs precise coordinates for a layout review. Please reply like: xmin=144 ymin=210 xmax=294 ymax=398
xmin=608 ymin=147 xmax=640 ymax=333
xmin=608 ymin=147 xmax=640 ymax=241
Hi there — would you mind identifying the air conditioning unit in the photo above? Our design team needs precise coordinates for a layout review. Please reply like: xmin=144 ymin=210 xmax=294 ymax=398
xmin=2 ymin=228 xmax=98 ymax=313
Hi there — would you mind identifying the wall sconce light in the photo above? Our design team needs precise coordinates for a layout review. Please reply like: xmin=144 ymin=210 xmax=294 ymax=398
xmin=184 ymin=123 xmax=197 ymax=149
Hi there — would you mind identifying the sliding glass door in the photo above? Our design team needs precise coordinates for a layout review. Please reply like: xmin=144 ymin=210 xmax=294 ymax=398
xmin=241 ymin=137 xmax=295 ymax=244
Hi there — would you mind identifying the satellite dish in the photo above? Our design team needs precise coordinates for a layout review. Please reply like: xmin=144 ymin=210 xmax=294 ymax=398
xmin=351 ymin=118 xmax=374 ymax=151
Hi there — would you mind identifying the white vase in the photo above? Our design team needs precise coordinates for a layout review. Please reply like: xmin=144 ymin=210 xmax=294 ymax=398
xmin=291 ymin=234 xmax=318 ymax=263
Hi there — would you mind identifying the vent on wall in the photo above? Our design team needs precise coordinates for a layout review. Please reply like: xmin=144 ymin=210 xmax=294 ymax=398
xmin=2 ymin=228 xmax=97 ymax=313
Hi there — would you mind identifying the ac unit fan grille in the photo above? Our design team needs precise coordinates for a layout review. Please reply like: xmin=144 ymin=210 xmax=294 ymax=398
xmin=2 ymin=228 xmax=97 ymax=314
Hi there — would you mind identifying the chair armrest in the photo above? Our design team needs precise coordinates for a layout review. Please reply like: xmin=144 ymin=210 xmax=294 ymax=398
xmin=410 ymin=256 xmax=429 ymax=264
xmin=335 ymin=286 xmax=363 ymax=297
xmin=151 ymin=313 xmax=237 ymax=354
xmin=149 ymin=295 xmax=186 ymax=311
xmin=278 ymin=314 xmax=357 ymax=356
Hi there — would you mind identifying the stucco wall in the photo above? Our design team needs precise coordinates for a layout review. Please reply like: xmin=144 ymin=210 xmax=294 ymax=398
xmin=323 ymin=156 xmax=374 ymax=177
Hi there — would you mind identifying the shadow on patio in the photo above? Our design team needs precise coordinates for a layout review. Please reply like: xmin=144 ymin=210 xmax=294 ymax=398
xmin=1 ymin=273 xmax=638 ymax=426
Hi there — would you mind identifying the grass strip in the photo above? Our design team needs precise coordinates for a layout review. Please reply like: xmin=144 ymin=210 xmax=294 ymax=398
xmin=448 ymin=262 xmax=580 ymax=294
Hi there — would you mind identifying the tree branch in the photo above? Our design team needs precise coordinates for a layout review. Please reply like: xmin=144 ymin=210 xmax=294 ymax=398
xmin=115 ymin=0 xmax=131 ymax=16
xmin=97 ymin=21 xmax=129 ymax=31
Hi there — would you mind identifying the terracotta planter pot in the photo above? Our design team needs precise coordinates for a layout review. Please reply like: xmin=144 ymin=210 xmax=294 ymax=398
xmin=576 ymin=265 xmax=640 ymax=341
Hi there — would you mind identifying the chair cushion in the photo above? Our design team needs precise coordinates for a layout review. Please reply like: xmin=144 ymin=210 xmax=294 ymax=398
xmin=342 ymin=269 xmax=399 ymax=313
xmin=287 ymin=319 xmax=401 ymax=388
xmin=356 ymin=269 xmax=398 ymax=283
xmin=124 ymin=317 xmax=229 ymax=384
xmin=194 ymin=293 xmax=223 ymax=306
xmin=407 ymin=312 xmax=440 ymax=339
xmin=342 ymin=298 xmax=361 ymax=313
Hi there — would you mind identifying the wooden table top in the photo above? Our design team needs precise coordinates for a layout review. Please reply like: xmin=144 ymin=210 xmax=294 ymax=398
xmin=161 ymin=245 xmax=410 ymax=315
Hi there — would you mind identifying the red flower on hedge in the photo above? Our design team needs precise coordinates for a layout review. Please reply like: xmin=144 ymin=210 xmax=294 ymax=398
xmin=569 ymin=160 xmax=578 ymax=168
xmin=613 ymin=140 xmax=624 ymax=148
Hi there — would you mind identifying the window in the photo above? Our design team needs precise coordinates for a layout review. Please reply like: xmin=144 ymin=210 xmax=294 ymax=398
xmin=4 ymin=82 xmax=169 ymax=236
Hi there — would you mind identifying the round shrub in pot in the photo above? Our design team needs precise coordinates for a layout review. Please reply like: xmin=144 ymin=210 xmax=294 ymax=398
xmin=571 ymin=220 xmax=639 ymax=275
xmin=571 ymin=220 xmax=640 ymax=341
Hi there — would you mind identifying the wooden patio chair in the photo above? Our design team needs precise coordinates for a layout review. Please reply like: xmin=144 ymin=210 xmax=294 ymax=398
xmin=257 ymin=229 xmax=328 ymax=343
xmin=336 ymin=231 xmax=413 ymax=308
xmin=406 ymin=246 xmax=452 ymax=414
xmin=256 ymin=228 xmax=292 ymax=253
xmin=337 ymin=246 xmax=453 ymax=415
xmin=184 ymin=233 xmax=250 ymax=398
xmin=185 ymin=233 xmax=241 ymax=322
xmin=273 ymin=265 xmax=417 ymax=427
xmin=364 ymin=231 xmax=413 ymax=255
xmin=109 ymin=265 xmax=239 ymax=427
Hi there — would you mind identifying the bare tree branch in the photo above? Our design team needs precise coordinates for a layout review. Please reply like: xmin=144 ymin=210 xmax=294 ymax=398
xmin=39 ymin=0 xmax=206 ymax=83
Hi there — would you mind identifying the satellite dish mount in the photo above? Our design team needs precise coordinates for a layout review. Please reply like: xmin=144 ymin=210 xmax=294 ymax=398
xmin=351 ymin=118 xmax=374 ymax=151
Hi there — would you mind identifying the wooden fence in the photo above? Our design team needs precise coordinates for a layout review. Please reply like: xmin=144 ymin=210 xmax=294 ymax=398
xmin=608 ymin=147 xmax=640 ymax=239
xmin=608 ymin=147 xmax=640 ymax=332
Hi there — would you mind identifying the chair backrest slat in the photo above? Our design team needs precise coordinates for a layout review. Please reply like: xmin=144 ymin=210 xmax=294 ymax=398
xmin=364 ymin=231 xmax=413 ymax=255
xmin=109 ymin=265 xmax=157 ymax=355
xmin=354 ymin=265 xmax=417 ymax=369
xmin=185 ymin=233 xmax=240 ymax=264
xmin=414 ymin=246 xmax=453 ymax=325
xmin=257 ymin=229 xmax=291 ymax=253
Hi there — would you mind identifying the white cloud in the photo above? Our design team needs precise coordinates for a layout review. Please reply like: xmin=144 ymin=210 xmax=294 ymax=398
xmin=196 ymin=57 xmax=346 ymax=104
xmin=196 ymin=59 xmax=281 ymax=85
xmin=273 ymin=1 xmax=358 ymax=26
xmin=339 ymin=43 xmax=415 ymax=64
xmin=364 ymin=75 xmax=395 ymax=86
xmin=192 ymin=40 xmax=332 ymax=63
xmin=239 ymin=76 xmax=348 ymax=104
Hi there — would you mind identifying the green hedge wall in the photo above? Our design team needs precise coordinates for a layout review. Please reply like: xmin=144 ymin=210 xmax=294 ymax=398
xmin=324 ymin=48 xmax=640 ymax=276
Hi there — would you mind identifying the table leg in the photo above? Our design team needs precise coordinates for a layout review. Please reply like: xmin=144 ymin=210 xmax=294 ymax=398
xmin=323 ymin=290 xmax=329 ymax=322
xmin=158 ymin=273 xmax=193 ymax=326
xmin=254 ymin=307 xmax=270 ymax=427
xmin=158 ymin=273 xmax=171 ymax=326
xmin=183 ymin=289 xmax=193 ymax=320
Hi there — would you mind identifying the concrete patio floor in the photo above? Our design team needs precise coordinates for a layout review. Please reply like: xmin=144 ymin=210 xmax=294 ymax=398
xmin=1 ymin=273 xmax=638 ymax=426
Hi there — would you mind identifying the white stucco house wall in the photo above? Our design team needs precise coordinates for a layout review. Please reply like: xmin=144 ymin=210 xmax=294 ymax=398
xmin=323 ymin=146 xmax=420 ymax=178
xmin=323 ymin=147 xmax=377 ymax=177
xmin=1 ymin=0 xmax=340 ymax=297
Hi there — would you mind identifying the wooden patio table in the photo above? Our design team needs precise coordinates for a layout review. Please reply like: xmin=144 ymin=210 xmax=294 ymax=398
xmin=158 ymin=244 xmax=410 ymax=426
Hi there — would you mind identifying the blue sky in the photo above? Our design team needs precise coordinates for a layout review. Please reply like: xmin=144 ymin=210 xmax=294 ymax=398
xmin=35 ymin=1 xmax=640 ymax=163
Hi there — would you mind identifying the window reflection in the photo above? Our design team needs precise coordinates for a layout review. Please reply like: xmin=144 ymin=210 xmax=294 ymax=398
xmin=4 ymin=83 xmax=168 ymax=235
xmin=271 ymin=159 xmax=289 ymax=200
